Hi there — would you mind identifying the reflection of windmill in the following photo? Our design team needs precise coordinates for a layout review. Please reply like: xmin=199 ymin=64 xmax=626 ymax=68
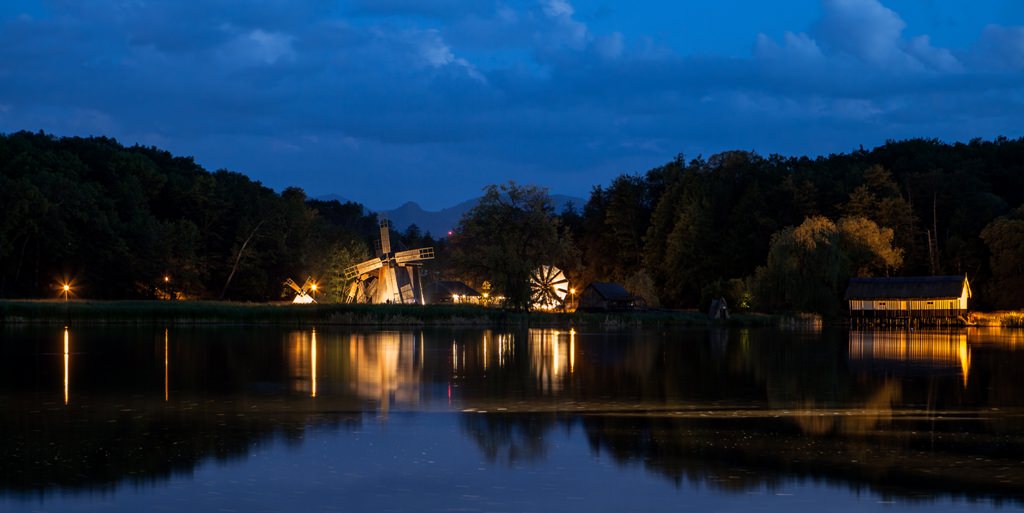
xmin=344 ymin=219 xmax=434 ymax=304
xmin=284 ymin=276 xmax=317 ymax=304
xmin=530 ymin=265 xmax=569 ymax=310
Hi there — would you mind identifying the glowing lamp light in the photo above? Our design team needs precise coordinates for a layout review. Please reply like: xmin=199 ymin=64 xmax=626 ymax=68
xmin=61 ymin=283 xmax=71 ymax=302
xmin=310 ymin=283 xmax=318 ymax=292
xmin=163 ymin=275 xmax=170 ymax=283
xmin=453 ymin=294 xmax=460 ymax=303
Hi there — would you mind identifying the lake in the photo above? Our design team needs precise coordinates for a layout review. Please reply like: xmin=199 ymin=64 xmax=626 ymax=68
xmin=1 ymin=325 xmax=1022 ymax=512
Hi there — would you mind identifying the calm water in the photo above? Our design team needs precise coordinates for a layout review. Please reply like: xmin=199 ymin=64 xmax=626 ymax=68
xmin=1 ymin=325 xmax=1023 ymax=512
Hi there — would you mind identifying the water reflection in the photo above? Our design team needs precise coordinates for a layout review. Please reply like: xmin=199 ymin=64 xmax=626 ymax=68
xmin=849 ymin=329 xmax=970 ymax=386
xmin=63 ymin=326 xmax=69 ymax=405
xmin=287 ymin=328 xmax=320 ymax=398
xmin=528 ymin=329 xmax=574 ymax=392
xmin=164 ymin=327 xmax=169 ymax=401
xmin=344 ymin=331 xmax=421 ymax=413
xmin=3 ymin=325 xmax=1024 ymax=506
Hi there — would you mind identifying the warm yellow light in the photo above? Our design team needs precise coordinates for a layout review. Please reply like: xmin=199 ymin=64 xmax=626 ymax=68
xmin=63 ymin=284 xmax=70 ymax=292
xmin=959 ymin=338 xmax=970 ymax=389
xmin=570 ymin=288 xmax=575 ymax=294
xmin=164 ymin=328 xmax=170 ymax=401
xmin=570 ymin=328 xmax=575 ymax=373
xmin=552 ymin=332 xmax=560 ymax=371
xmin=63 ymin=327 xmax=69 ymax=405
xmin=452 ymin=294 xmax=460 ymax=303
xmin=311 ymin=328 xmax=318 ymax=398
xmin=310 ymin=283 xmax=318 ymax=292
xmin=163 ymin=275 xmax=170 ymax=283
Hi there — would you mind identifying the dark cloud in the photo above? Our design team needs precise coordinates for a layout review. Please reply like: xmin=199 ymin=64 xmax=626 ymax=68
xmin=0 ymin=0 xmax=1022 ymax=209
xmin=344 ymin=0 xmax=493 ymax=19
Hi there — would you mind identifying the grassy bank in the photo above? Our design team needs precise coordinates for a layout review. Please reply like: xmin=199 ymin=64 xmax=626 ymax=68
xmin=968 ymin=311 xmax=1024 ymax=327
xmin=0 ymin=299 xmax=779 ymax=328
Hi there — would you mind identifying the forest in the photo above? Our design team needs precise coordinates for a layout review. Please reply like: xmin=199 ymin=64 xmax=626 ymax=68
xmin=1 ymin=130 xmax=1022 ymax=313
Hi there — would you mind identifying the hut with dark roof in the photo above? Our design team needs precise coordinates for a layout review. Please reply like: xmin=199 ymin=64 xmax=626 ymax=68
xmin=577 ymin=282 xmax=642 ymax=312
xmin=425 ymin=280 xmax=482 ymax=304
xmin=844 ymin=276 xmax=971 ymax=326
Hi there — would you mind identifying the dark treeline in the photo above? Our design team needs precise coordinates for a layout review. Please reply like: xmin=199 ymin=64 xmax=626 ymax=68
xmin=0 ymin=131 xmax=398 ymax=301
xmin=565 ymin=139 xmax=1024 ymax=313
xmin=2 ymin=130 xmax=1023 ymax=312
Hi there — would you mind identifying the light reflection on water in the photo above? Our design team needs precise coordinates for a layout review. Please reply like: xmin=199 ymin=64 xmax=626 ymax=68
xmin=849 ymin=329 xmax=971 ymax=386
xmin=2 ymin=325 xmax=1024 ymax=512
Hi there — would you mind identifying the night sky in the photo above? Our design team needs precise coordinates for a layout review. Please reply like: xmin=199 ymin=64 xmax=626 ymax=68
xmin=1 ymin=1 xmax=1022 ymax=210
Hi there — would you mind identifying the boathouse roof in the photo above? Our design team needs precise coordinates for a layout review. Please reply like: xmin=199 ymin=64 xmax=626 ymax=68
xmin=844 ymin=276 xmax=970 ymax=300
xmin=584 ymin=282 xmax=633 ymax=301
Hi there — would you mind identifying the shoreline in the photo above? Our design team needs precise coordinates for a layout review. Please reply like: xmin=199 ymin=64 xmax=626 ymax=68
xmin=4 ymin=300 xmax=1019 ymax=328
xmin=0 ymin=299 xmax=777 ymax=328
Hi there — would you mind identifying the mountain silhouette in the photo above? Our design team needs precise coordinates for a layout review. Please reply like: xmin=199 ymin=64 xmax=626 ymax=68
xmin=316 ymin=194 xmax=585 ymax=237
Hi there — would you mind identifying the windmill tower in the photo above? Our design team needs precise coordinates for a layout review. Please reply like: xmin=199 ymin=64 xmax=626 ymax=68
xmin=344 ymin=219 xmax=435 ymax=304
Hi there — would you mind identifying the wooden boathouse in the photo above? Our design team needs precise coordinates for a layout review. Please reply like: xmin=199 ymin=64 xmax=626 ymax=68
xmin=845 ymin=275 xmax=971 ymax=326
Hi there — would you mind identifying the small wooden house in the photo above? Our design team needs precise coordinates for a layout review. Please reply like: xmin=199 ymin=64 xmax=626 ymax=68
xmin=577 ymin=282 xmax=642 ymax=312
xmin=425 ymin=281 xmax=481 ymax=304
xmin=845 ymin=275 xmax=971 ymax=325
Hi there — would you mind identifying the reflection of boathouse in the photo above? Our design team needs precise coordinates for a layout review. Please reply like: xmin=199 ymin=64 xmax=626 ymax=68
xmin=845 ymin=276 xmax=970 ymax=326
xmin=848 ymin=330 xmax=970 ymax=386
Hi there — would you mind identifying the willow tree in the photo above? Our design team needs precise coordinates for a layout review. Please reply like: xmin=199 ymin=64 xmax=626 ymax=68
xmin=752 ymin=216 xmax=903 ymax=315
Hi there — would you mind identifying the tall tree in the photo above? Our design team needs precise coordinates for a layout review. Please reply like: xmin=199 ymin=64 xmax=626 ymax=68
xmin=843 ymin=165 xmax=919 ymax=271
xmin=753 ymin=216 xmax=902 ymax=315
xmin=980 ymin=208 xmax=1024 ymax=309
xmin=450 ymin=182 xmax=577 ymax=310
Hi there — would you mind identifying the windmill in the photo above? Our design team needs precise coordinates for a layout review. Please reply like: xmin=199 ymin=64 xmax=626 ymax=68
xmin=344 ymin=219 xmax=434 ymax=304
xmin=529 ymin=265 xmax=569 ymax=310
xmin=285 ymin=276 xmax=318 ymax=304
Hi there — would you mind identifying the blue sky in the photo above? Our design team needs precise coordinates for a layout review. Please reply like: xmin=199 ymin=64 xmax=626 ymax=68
xmin=1 ymin=1 xmax=1023 ymax=210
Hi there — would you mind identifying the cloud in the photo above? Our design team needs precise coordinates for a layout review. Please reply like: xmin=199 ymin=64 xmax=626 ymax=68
xmin=413 ymin=29 xmax=487 ymax=81
xmin=0 ymin=0 xmax=1022 ymax=208
xmin=975 ymin=24 xmax=1024 ymax=69
xmin=814 ymin=0 xmax=905 ymax=64
xmin=539 ymin=0 xmax=588 ymax=50
xmin=218 ymin=29 xmax=295 ymax=66
xmin=345 ymin=0 xmax=489 ymax=19
xmin=754 ymin=32 xmax=823 ymax=61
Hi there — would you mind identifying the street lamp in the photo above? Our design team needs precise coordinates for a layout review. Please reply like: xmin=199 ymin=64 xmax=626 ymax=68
xmin=62 ymin=283 xmax=70 ymax=302
xmin=569 ymin=287 xmax=576 ymax=311
xmin=310 ymin=282 xmax=318 ymax=300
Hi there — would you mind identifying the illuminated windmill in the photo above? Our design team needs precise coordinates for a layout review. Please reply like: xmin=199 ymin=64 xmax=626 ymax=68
xmin=529 ymin=265 xmax=569 ymax=310
xmin=285 ymin=276 xmax=318 ymax=304
xmin=344 ymin=219 xmax=434 ymax=304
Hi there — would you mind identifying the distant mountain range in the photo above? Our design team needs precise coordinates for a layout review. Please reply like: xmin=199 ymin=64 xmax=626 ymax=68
xmin=315 ymin=194 xmax=586 ymax=237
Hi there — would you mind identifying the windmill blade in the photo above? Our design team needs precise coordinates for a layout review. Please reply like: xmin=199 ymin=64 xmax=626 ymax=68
xmin=394 ymin=247 xmax=435 ymax=265
xmin=300 ymin=277 xmax=315 ymax=294
xmin=344 ymin=258 xmax=384 ymax=280
xmin=284 ymin=278 xmax=303 ymax=294
xmin=529 ymin=265 xmax=569 ymax=310
xmin=379 ymin=219 xmax=392 ymax=255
